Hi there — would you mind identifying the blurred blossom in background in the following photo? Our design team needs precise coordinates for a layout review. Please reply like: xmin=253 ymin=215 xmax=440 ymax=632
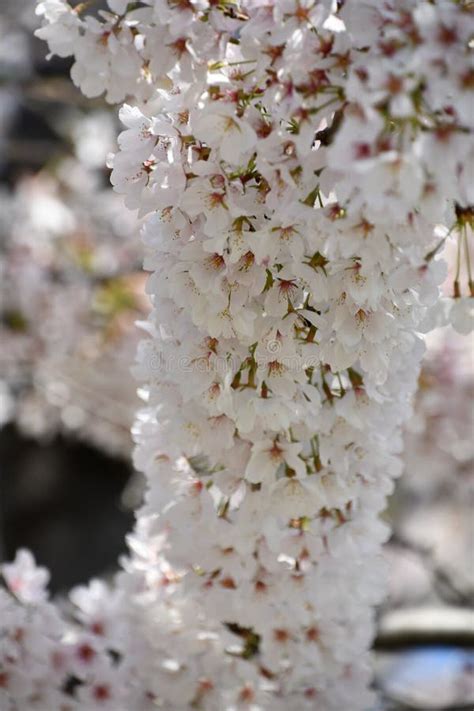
xmin=0 ymin=2 xmax=472 ymax=708
xmin=0 ymin=0 xmax=143 ymax=588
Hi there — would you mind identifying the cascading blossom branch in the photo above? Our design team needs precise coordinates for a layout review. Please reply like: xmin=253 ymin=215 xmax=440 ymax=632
xmin=1 ymin=1 xmax=473 ymax=709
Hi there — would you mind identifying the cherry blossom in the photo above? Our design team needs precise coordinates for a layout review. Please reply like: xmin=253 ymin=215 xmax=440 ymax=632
xmin=1 ymin=1 xmax=472 ymax=709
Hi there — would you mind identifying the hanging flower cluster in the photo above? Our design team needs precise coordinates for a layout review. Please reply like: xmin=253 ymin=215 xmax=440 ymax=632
xmin=1 ymin=1 xmax=473 ymax=709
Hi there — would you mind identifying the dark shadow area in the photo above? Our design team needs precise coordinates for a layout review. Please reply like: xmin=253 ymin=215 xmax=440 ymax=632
xmin=0 ymin=424 xmax=134 ymax=593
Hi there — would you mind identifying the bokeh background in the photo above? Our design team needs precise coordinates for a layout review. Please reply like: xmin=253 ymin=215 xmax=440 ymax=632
xmin=0 ymin=3 xmax=473 ymax=709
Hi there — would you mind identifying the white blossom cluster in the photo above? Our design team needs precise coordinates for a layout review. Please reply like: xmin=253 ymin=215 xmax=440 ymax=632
xmin=1 ymin=0 xmax=473 ymax=709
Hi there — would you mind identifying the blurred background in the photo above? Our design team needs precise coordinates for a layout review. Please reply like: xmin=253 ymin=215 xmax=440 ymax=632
xmin=0 ymin=3 xmax=473 ymax=709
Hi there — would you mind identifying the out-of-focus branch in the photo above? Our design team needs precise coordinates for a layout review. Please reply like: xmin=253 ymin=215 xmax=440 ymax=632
xmin=2 ymin=139 xmax=63 ymax=164
xmin=374 ymin=606 xmax=474 ymax=650
xmin=377 ymin=689 xmax=474 ymax=711
xmin=389 ymin=532 xmax=474 ymax=608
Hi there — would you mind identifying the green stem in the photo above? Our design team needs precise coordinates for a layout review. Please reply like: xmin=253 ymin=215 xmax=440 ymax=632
xmin=463 ymin=226 xmax=474 ymax=297
xmin=454 ymin=228 xmax=462 ymax=298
